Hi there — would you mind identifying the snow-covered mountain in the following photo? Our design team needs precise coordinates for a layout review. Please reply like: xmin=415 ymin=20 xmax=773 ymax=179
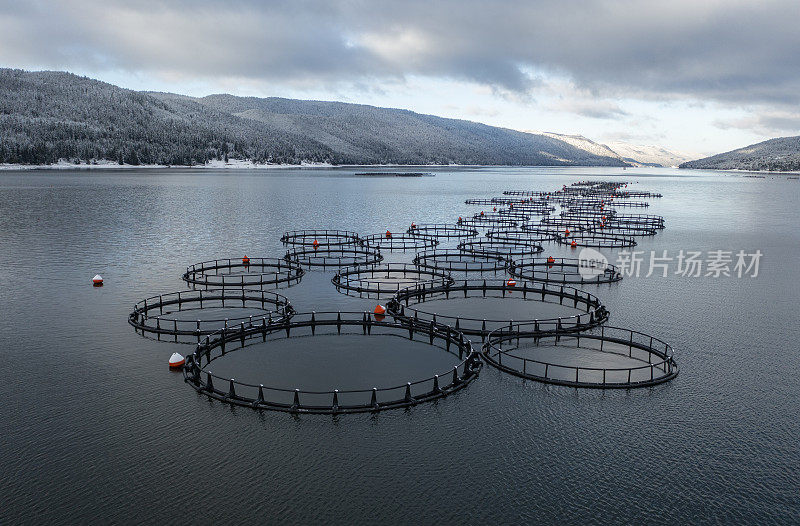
xmin=0 ymin=68 xmax=630 ymax=167
xmin=531 ymin=131 xmax=691 ymax=167
xmin=605 ymin=142 xmax=693 ymax=167
xmin=536 ymin=132 xmax=623 ymax=160
xmin=680 ymin=136 xmax=800 ymax=172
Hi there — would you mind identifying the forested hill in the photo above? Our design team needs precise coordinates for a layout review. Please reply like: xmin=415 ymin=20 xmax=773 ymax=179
xmin=680 ymin=136 xmax=800 ymax=172
xmin=0 ymin=68 xmax=629 ymax=166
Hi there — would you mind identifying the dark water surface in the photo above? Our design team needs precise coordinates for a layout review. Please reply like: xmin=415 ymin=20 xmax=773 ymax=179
xmin=1 ymin=166 xmax=798 ymax=524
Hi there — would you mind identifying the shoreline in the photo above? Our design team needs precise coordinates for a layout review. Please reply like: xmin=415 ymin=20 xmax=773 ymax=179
xmin=4 ymin=161 xmax=796 ymax=175
xmin=680 ymin=167 xmax=800 ymax=175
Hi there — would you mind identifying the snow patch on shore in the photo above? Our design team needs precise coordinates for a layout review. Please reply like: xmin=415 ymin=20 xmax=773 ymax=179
xmin=0 ymin=159 xmax=335 ymax=170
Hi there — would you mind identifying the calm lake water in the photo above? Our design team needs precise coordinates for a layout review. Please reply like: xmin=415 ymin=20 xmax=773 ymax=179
xmin=1 ymin=166 xmax=798 ymax=524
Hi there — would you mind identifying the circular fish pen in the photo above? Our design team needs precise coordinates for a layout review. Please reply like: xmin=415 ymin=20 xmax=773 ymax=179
xmin=284 ymin=247 xmax=383 ymax=268
xmin=604 ymin=200 xmax=650 ymax=208
xmin=538 ymin=217 xmax=598 ymax=232
xmin=589 ymin=224 xmax=658 ymax=237
xmin=556 ymin=233 xmax=637 ymax=248
xmin=495 ymin=210 xmax=537 ymax=222
xmin=465 ymin=198 xmax=503 ymax=205
xmin=280 ymin=229 xmax=362 ymax=247
xmin=182 ymin=311 xmax=482 ymax=414
xmin=407 ymin=223 xmax=479 ymax=239
xmin=486 ymin=228 xmax=559 ymax=244
xmin=608 ymin=214 xmax=665 ymax=229
xmin=503 ymin=204 xmax=556 ymax=215
xmin=507 ymin=257 xmax=622 ymax=285
xmin=482 ymin=325 xmax=678 ymax=388
xmin=457 ymin=240 xmax=544 ymax=258
xmin=560 ymin=210 xmax=614 ymax=221
xmin=332 ymin=263 xmax=454 ymax=298
xmin=468 ymin=213 xmax=520 ymax=227
xmin=129 ymin=289 xmax=293 ymax=342
xmin=361 ymin=232 xmax=438 ymax=251
xmin=389 ymin=279 xmax=608 ymax=338
xmin=413 ymin=250 xmax=510 ymax=274
xmin=182 ymin=258 xmax=304 ymax=290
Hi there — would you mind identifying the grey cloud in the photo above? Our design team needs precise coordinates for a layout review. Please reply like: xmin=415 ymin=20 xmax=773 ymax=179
xmin=714 ymin=110 xmax=800 ymax=135
xmin=550 ymin=99 xmax=630 ymax=119
xmin=0 ymin=0 xmax=798 ymax=107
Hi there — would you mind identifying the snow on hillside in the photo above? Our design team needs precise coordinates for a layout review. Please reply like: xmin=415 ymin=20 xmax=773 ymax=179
xmin=531 ymin=132 xmax=624 ymax=160
xmin=680 ymin=135 xmax=800 ymax=171
xmin=529 ymin=131 xmax=691 ymax=167
xmin=606 ymin=142 xmax=693 ymax=167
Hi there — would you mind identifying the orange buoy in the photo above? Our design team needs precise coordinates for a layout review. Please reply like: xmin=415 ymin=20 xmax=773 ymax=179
xmin=547 ymin=256 xmax=555 ymax=265
xmin=168 ymin=352 xmax=185 ymax=369
xmin=509 ymin=203 xmax=513 ymax=209
xmin=242 ymin=255 xmax=250 ymax=265
xmin=565 ymin=228 xmax=570 ymax=237
xmin=458 ymin=216 xmax=463 ymax=223
xmin=385 ymin=230 xmax=392 ymax=238
xmin=570 ymin=240 xmax=577 ymax=248
xmin=480 ymin=211 xmax=485 ymax=216
xmin=374 ymin=304 xmax=386 ymax=321
xmin=312 ymin=239 xmax=320 ymax=250
xmin=92 ymin=274 xmax=103 ymax=286
xmin=410 ymin=222 xmax=416 ymax=230
xmin=506 ymin=279 xmax=516 ymax=287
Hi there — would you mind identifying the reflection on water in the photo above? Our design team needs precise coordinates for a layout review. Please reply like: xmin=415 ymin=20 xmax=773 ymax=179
xmin=1 ymin=166 xmax=799 ymax=524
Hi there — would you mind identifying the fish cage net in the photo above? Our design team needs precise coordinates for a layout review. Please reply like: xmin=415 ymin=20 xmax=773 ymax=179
xmin=284 ymin=247 xmax=383 ymax=268
xmin=500 ymin=206 xmax=554 ymax=217
xmin=128 ymin=289 xmax=293 ymax=342
xmin=280 ymin=229 xmax=362 ymax=247
xmin=507 ymin=257 xmax=622 ymax=285
xmin=464 ymin=198 xmax=517 ymax=205
xmin=588 ymin=224 xmax=658 ymax=237
xmin=486 ymin=228 xmax=559 ymax=244
xmin=468 ymin=213 xmax=521 ymax=227
xmin=361 ymin=232 xmax=439 ymax=251
xmin=407 ymin=223 xmax=479 ymax=239
xmin=495 ymin=210 xmax=539 ymax=223
xmin=388 ymin=279 xmax=609 ymax=338
xmin=413 ymin=250 xmax=510 ymax=273
xmin=182 ymin=311 xmax=482 ymax=414
xmin=182 ymin=257 xmax=304 ymax=289
xmin=332 ymin=263 xmax=454 ymax=298
xmin=538 ymin=217 xmax=600 ymax=231
xmin=556 ymin=233 xmax=638 ymax=248
xmin=560 ymin=210 xmax=615 ymax=220
xmin=607 ymin=214 xmax=665 ymax=229
xmin=603 ymin=200 xmax=650 ymax=208
xmin=482 ymin=325 xmax=678 ymax=388
xmin=457 ymin=240 xmax=544 ymax=258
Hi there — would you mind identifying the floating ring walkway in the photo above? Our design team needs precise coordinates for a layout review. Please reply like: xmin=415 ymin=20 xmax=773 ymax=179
xmin=182 ymin=311 xmax=482 ymax=414
xmin=129 ymin=289 xmax=293 ymax=341
xmin=482 ymin=325 xmax=678 ymax=388
xmin=182 ymin=258 xmax=304 ymax=289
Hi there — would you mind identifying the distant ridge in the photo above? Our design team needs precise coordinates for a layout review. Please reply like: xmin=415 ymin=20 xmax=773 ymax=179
xmin=680 ymin=136 xmax=800 ymax=172
xmin=532 ymin=132 xmax=692 ymax=167
xmin=0 ymin=68 xmax=630 ymax=167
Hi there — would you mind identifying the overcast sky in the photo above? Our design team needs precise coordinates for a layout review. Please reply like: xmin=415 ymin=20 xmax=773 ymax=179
xmin=1 ymin=0 xmax=798 ymax=156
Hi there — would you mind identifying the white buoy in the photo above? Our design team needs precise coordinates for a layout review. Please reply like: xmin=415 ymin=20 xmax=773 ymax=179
xmin=168 ymin=352 xmax=185 ymax=368
xmin=92 ymin=274 xmax=103 ymax=286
